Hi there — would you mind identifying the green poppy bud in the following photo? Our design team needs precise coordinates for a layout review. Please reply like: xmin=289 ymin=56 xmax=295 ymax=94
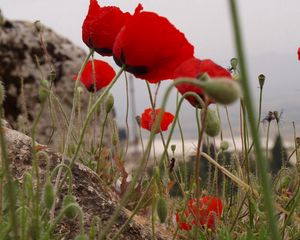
xmin=230 ymin=58 xmax=238 ymax=70
xmin=170 ymin=144 xmax=176 ymax=153
xmin=201 ymin=108 xmax=220 ymax=137
xmin=77 ymin=86 xmax=84 ymax=95
xmin=105 ymin=94 xmax=114 ymax=113
xmin=38 ymin=86 xmax=49 ymax=102
xmin=258 ymin=74 xmax=265 ymax=89
xmin=0 ymin=81 xmax=6 ymax=105
xmin=63 ymin=195 xmax=78 ymax=219
xmin=201 ymin=78 xmax=241 ymax=104
xmin=40 ymin=79 xmax=49 ymax=88
xmin=156 ymin=197 xmax=168 ymax=223
xmin=220 ymin=141 xmax=229 ymax=151
xmin=135 ymin=116 xmax=141 ymax=126
xmin=112 ymin=131 xmax=118 ymax=146
xmin=43 ymin=180 xmax=55 ymax=209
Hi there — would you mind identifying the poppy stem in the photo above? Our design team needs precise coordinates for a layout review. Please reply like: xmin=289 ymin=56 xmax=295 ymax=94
xmin=0 ymin=107 xmax=18 ymax=239
xmin=54 ymin=64 xmax=124 ymax=219
xmin=228 ymin=0 xmax=280 ymax=239
xmin=69 ymin=65 xmax=125 ymax=168
xmin=51 ymin=49 xmax=94 ymax=219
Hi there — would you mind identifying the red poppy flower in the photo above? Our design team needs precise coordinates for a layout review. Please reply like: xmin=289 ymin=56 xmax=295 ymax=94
xmin=113 ymin=4 xmax=194 ymax=83
xmin=82 ymin=0 xmax=130 ymax=56
xmin=176 ymin=196 xmax=222 ymax=230
xmin=140 ymin=108 xmax=174 ymax=133
xmin=173 ymin=58 xmax=232 ymax=107
xmin=298 ymin=47 xmax=300 ymax=61
xmin=73 ymin=60 xmax=116 ymax=92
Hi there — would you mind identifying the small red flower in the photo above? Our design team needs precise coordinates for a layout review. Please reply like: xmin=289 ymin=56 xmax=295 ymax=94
xmin=74 ymin=60 xmax=116 ymax=92
xmin=298 ymin=47 xmax=300 ymax=61
xmin=113 ymin=4 xmax=194 ymax=83
xmin=173 ymin=58 xmax=232 ymax=107
xmin=176 ymin=196 xmax=222 ymax=231
xmin=140 ymin=108 xmax=174 ymax=133
xmin=82 ymin=0 xmax=130 ymax=56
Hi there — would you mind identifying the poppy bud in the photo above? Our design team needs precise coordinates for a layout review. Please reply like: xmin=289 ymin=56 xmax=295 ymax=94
xmin=156 ymin=197 xmax=168 ymax=223
xmin=201 ymin=108 xmax=220 ymax=137
xmin=63 ymin=195 xmax=78 ymax=219
xmin=230 ymin=58 xmax=238 ymax=70
xmin=41 ymin=79 xmax=49 ymax=88
xmin=112 ymin=131 xmax=118 ymax=146
xmin=0 ymin=81 xmax=5 ymax=105
xmin=74 ymin=234 xmax=88 ymax=240
xmin=258 ymin=74 xmax=265 ymax=89
xmin=220 ymin=141 xmax=229 ymax=151
xmin=34 ymin=20 xmax=43 ymax=32
xmin=105 ymin=94 xmax=114 ymax=114
xmin=135 ymin=116 xmax=141 ymax=126
xmin=201 ymin=78 xmax=241 ymax=105
xmin=43 ymin=180 xmax=55 ymax=209
xmin=77 ymin=86 xmax=84 ymax=95
xmin=171 ymin=144 xmax=176 ymax=153
xmin=38 ymin=86 xmax=49 ymax=102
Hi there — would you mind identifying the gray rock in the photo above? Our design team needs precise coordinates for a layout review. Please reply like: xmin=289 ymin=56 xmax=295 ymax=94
xmin=0 ymin=17 xmax=112 ymax=148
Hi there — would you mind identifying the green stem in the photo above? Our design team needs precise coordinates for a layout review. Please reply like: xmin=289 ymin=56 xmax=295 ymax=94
xmin=124 ymin=72 xmax=130 ymax=160
xmin=194 ymin=104 xmax=208 ymax=239
xmin=56 ymin=66 xmax=125 ymax=194
xmin=0 ymin=107 xmax=18 ymax=239
xmin=31 ymin=100 xmax=46 ymax=239
xmin=266 ymin=121 xmax=271 ymax=161
xmin=228 ymin=1 xmax=280 ymax=239
xmin=51 ymin=49 xmax=93 ymax=218
xmin=97 ymin=112 xmax=109 ymax=174
xmin=176 ymin=92 xmax=187 ymax=186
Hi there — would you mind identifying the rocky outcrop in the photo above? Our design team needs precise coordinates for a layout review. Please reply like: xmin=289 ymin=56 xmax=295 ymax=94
xmin=0 ymin=16 xmax=111 ymax=147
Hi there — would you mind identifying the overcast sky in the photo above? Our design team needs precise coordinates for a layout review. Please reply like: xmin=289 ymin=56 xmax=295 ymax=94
xmin=1 ymin=0 xmax=300 ymax=140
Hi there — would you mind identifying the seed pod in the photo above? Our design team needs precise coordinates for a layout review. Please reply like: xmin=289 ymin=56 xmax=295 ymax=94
xmin=63 ymin=195 xmax=78 ymax=219
xmin=220 ymin=141 xmax=229 ymax=151
xmin=156 ymin=197 xmax=168 ymax=223
xmin=201 ymin=78 xmax=241 ymax=105
xmin=112 ymin=131 xmax=118 ymax=146
xmin=40 ymin=79 xmax=49 ymax=88
xmin=74 ymin=234 xmax=88 ymax=240
xmin=38 ymin=86 xmax=49 ymax=102
xmin=43 ymin=180 xmax=55 ymax=209
xmin=170 ymin=144 xmax=176 ymax=153
xmin=135 ymin=115 xmax=141 ymax=126
xmin=201 ymin=108 xmax=220 ymax=137
xmin=258 ymin=74 xmax=265 ymax=89
xmin=105 ymin=94 xmax=114 ymax=113
xmin=230 ymin=58 xmax=238 ymax=70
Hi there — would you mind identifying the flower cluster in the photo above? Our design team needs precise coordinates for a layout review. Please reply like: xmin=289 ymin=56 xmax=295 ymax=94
xmin=80 ymin=0 xmax=234 ymax=108
xmin=176 ymin=196 xmax=223 ymax=230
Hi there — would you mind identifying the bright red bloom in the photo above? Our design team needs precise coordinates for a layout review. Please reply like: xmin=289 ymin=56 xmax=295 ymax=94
xmin=176 ymin=196 xmax=222 ymax=230
xmin=74 ymin=60 xmax=116 ymax=92
xmin=298 ymin=47 xmax=300 ymax=61
xmin=113 ymin=4 xmax=194 ymax=83
xmin=140 ymin=108 xmax=174 ymax=133
xmin=173 ymin=58 xmax=232 ymax=107
xmin=82 ymin=0 xmax=130 ymax=56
